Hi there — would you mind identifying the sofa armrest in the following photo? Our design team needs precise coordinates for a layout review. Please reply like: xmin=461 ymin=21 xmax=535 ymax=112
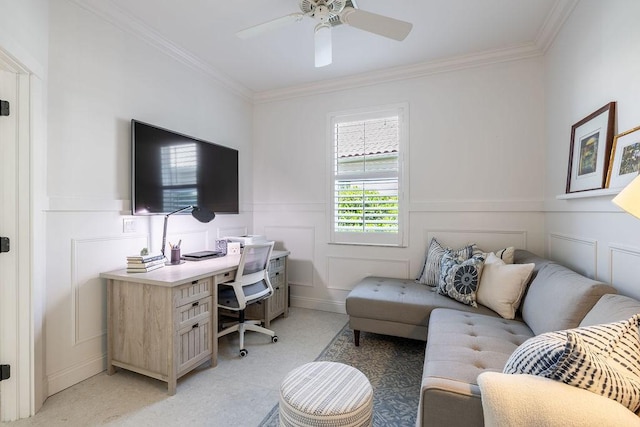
xmin=477 ymin=372 xmax=640 ymax=427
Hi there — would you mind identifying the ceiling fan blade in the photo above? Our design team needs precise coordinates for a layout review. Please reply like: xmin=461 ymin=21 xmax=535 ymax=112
xmin=315 ymin=24 xmax=332 ymax=67
xmin=236 ymin=13 xmax=304 ymax=39
xmin=340 ymin=7 xmax=412 ymax=41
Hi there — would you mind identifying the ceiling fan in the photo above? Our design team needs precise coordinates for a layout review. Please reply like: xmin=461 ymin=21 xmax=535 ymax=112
xmin=236 ymin=0 xmax=413 ymax=68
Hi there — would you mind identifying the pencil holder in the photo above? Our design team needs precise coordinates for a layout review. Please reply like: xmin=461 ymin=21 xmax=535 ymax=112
xmin=170 ymin=247 xmax=181 ymax=264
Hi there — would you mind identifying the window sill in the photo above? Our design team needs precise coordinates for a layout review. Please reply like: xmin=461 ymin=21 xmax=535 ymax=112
xmin=328 ymin=242 xmax=407 ymax=248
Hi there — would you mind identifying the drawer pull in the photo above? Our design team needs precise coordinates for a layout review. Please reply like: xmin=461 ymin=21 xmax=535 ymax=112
xmin=224 ymin=272 xmax=230 ymax=277
xmin=192 ymin=323 xmax=199 ymax=329
xmin=192 ymin=280 xmax=198 ymax=284
xmin=275 ymin=272 xmax=280 ymax=276
xmin=192 ymin=301 xmax=199 ymax=307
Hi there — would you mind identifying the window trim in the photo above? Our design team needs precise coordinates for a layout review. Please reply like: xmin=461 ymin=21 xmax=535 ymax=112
xmin=327 ymin=102 xmax=409 ymax=247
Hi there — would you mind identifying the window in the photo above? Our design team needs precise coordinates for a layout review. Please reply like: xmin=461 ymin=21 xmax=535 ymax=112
xmin=329 ymin=104 xmax=408 ymax=246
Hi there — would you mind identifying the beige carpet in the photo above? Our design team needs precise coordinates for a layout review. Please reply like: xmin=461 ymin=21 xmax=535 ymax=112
xmin=7 ymin=307 xmax=348 ymax=427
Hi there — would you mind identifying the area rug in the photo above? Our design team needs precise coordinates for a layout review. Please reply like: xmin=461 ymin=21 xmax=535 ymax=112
xmin=259 ymin=324 xmax=425 ymax=426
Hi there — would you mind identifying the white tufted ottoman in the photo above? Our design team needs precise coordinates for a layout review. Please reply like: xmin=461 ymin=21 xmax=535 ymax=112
xmin=279 ymin=361 xmax=373 ymax=427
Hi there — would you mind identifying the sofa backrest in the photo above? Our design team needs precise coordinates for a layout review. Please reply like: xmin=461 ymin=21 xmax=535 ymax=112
xmin=520 ymin=260 xmax=617 ymax=335
xmin=579 ymin=293 xmax=640 ymax=327
xmin=513 ymin=249 xmax=554 ymax=285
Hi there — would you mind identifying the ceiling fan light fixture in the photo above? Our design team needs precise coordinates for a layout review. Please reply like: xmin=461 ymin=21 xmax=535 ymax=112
xmin=314 ymin=23 xmax=332 ymax=67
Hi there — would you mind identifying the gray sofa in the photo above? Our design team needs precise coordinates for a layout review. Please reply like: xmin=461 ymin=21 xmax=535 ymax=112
xmin=345 ymin=250 xmax=640 ymax=426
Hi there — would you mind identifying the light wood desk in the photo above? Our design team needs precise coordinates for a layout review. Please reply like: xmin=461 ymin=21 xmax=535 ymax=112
xmin=100 ymin=250 xmax=289 ymax=395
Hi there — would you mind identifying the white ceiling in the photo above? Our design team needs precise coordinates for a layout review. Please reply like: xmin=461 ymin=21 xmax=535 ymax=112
xmin=84 ymin=0 xmax=575 ymax=96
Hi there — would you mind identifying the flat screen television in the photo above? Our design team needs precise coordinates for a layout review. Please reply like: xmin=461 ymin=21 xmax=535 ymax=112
xmin=131 ymin=120 xmax=239 ymax=215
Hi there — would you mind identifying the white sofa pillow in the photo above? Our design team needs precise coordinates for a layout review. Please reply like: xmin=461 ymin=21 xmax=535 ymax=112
xmin=476 ymin=253 xmax=534 ymax=319
xmin=478 ymin=372 xmax=640 ymax=426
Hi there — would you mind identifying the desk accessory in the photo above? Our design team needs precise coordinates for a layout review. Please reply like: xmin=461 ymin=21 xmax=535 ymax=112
xmin=161 ymin=205 xmax=215 ymax=265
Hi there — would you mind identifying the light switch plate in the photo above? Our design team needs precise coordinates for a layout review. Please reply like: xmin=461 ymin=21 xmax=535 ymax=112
xmin=123 ymin=218 xmax=136 ymax=233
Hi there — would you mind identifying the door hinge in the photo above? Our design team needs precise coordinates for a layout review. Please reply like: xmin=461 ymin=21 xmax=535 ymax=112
xmin=0 ymin=237 xmax=9 ymax=253
xmin=0 ymin=365 xmax=9 ymax=381
xmin=0 ymin=99 xmax=9 ymax=116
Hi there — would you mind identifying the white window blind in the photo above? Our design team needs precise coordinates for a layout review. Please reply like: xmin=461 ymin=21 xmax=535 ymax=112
xmin=330 ymin=105 xmax=407 ymax=246
xmin=160 ymin=143 xmax=198 ymax=211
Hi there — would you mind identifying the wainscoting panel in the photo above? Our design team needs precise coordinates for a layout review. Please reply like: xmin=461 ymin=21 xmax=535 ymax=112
xmin=71 ymin=235 xmax=148 ymax=345
xmin=425 ymin=229 xmax=528 ymax=252
xmin=548 ymin=233 xmax=597 ymax=279
xmin=609 ymin=244 xmax=640 ymax=300
xmin=327 ymin=256 xmax=410 ymax=291
xmin=264 ymin=226 xmax=315 ymax=287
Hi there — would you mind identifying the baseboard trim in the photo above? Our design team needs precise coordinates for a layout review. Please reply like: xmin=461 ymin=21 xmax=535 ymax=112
xmin=291 ymin=296 xmax=346 ymax=315
xmin=46 ymin=354 xmax=106 ymax=396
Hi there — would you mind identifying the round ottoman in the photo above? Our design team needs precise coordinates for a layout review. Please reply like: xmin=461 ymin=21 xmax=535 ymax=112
xmin=279 ymin=361 xmax=373 ymax=427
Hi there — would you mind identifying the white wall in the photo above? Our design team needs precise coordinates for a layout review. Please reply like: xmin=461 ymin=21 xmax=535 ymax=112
xmin=544 ymin=0 xmax=640 ymax=300
xmin=254 ymin=57 xmax=546 ymax=313
xmin=44 ymin=0 xmax=254 ymax=395
xmin=0 ymin=0 xmax=48 ymax=75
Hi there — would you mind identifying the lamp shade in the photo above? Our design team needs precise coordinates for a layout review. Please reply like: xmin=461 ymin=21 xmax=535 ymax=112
xmin=612 ymin=174 xmax=640 ymax=220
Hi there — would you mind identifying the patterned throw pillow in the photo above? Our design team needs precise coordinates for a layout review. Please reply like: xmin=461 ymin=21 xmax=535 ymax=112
xmin=482 ymin=246 xmax=515 ymax=264
xmin=416 ymin=238 xmax=475 ymax=286
xmin=437 ymin=252 xmax=485 ymax=307
xmin=504 ymin=315 xmax=640 ymax=412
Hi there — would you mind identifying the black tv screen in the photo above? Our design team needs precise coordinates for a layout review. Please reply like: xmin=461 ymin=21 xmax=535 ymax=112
xmin=131 ymin=120 xmax=239 ymax=215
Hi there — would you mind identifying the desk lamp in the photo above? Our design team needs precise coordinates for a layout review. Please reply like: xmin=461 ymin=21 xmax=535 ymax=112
xmin=612 ymin=175 xmax=640 ymax=219
xmin=161 ymin=205 xmax=216 ymax=262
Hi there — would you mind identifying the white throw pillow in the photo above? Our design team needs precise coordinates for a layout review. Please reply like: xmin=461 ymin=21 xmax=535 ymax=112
xmin=476 ymin=253 xmax=534 ymax=319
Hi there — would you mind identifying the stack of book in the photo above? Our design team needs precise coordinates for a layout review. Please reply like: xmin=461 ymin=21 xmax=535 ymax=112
xmin=126 ymin=253 xmax=167 ymax=273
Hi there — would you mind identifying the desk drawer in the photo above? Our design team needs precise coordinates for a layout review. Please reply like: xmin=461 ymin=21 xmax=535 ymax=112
xmin=269 ymin=256 xmax=286 ymax=272
xmin=175 ymin=278 xmax=212 ymax=307
xmin=177 ymin=296 xmax=212 ymax=330
xmin=177 ymin=316 xmax=212 ymax=375
xmin=213 ymin=270 xmax=235 ymax=284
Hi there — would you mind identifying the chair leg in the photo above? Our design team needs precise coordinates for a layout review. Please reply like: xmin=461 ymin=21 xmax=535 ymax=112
xmin=238 ymin=323 xmax=246 ymax=351
xmin=244 ymin=322 xmax=275 ymax=337
xmin=219 ymin=309 xmax=277 ymax=357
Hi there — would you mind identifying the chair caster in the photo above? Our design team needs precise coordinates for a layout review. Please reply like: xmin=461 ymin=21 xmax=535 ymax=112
xmin=240 ymin=349 xmax=248 ymax=357
xmin=272 ymin=335 xmax=278 ymax=343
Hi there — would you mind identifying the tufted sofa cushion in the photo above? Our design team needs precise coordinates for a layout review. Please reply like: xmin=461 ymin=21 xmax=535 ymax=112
xmin=346 ymin=277 xmax=500 ymax=341
xmin=418 ymin=308 xmax=534 ymax=427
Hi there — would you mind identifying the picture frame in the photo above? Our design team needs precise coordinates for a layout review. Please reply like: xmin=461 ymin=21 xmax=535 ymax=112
xmin=606 ymin=125 xmax=640 ymax=189
xmin=566 ymin=102 xmax=616 ymax=193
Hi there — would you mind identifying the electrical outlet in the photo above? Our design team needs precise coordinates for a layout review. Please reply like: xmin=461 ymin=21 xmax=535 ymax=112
xmin=123 ymin=218 xmax=136 ymax=233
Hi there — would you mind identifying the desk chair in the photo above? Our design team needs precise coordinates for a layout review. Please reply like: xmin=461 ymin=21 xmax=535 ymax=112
xmin=217 ymin=242 xmax=278 ymax=357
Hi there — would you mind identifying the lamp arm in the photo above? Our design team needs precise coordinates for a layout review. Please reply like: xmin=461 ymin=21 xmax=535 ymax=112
xmin=161 ymin=206 xmax=194 ymax=256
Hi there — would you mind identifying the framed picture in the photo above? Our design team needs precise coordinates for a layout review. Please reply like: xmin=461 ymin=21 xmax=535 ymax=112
xmin=606 ymin=125 xmax=640 ymax=189
xmin=566 ymin=102 xmax=616 ymax=193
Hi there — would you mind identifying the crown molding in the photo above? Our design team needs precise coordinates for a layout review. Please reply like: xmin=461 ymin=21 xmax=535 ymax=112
xmin=67 ymin=0 xmax=576 ymax=106
xmin=535 ymin=0 xmax=580 ymax=53
xmin=253 ymin=43 xmax=542 ymax=104
xmin=69 ymin=0 xmax=253 ymax=101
